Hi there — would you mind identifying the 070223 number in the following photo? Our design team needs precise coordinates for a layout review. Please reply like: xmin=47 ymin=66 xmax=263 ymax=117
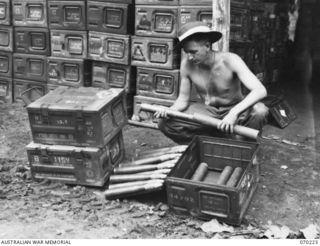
xmin=300 ymin=240 xmax=319 ymax=245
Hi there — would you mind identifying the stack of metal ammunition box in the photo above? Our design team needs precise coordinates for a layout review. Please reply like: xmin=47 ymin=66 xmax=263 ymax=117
xmin=11 ymin=0 xmax=49 ymax=103
xmin=26 ymin=86 xmax=127 ymax=187
xmin=87 ymin=0 xmax=136 ymax=118
xmin=0 ymin=0 xmax=12 ymax=103
xmin=130 ymin=0 xmax=213 ymax=128
xmin=47 ymin=0 xmax=90 ymax=91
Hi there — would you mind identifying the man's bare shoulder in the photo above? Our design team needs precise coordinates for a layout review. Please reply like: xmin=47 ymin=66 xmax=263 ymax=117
xmin=217 ymin=51 xmax=241 ymax=63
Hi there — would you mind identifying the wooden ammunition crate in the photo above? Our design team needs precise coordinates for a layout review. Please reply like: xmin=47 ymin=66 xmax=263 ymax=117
xmin=47 ymin=57 xmax=91 ymax=88
xmin=12 ymin=0 xmax=47 ymax=27
xmin=14 ymin=27 xmax=50 ymax=55
xmin=27 ymin=87 xmax=127 ymax=147
xmin=88 ymin=32 xmax=131 ymax=65
xmin=0 ymin=25 xmax=13 ymax=52
xmin=0 ymin=51 xmax=12 ymax=78
xmin=131 ymin=95 xmax=175 ymax=128
xmin=0 ymin=0 xmax=11 ymax=25
xmin=27 ymin=130 xmax=125 ymax=187
xmin=179 ymin=6 xmax=212 ymax=29
xmin=131 ymin=36 xmax=180 ymax=69
xmin=50 ymin=30 xmax=87 ymax=59
xmin=13 ymin=78 xmax=47 ymax=104
xmin=48 ymin=0 xmax=86 ymax=30
xmin=166 ymin=136 xmax=259 ymax=225
xmin=135 ymin=5 xmax=178 ymax=38
xmin=13 ymin=53 xmax=47 ymax=82
xmin=87 ymin=1 xmax=133 ymax=34
xmin=135 ymin=0 xmax=179 ymax=5
xmin=0 ymin=76 xmax=12 ymax=103
xmin=92 ymin=61 xmax=136 ymax=94
xmin=136 ymin=67 xmax=180 ymax=100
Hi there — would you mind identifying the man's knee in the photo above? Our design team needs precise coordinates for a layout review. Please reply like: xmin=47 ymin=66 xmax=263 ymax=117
xmin=251 ymin=102 xmax=269 ymax=119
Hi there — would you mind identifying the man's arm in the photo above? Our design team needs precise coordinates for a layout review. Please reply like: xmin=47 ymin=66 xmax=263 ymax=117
xmin=154 ymin=59 xmax=191 ymax=118
xmin=218 ymin=53 xmax=267 ymax=133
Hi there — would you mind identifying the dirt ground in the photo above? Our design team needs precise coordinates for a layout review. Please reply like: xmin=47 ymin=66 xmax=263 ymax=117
xmin=0 ymin=82 xmax=320 ymax=239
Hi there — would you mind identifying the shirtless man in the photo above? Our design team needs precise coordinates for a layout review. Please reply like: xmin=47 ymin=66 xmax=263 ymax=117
xmin=155 ymin=21 xmax=269 ymax=144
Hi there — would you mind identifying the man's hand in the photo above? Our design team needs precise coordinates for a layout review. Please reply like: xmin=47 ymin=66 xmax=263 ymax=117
xmin=217 ymin=111 xmax=238 ymax=134
xmin=153 ymin=106 xmax=169 ymax=119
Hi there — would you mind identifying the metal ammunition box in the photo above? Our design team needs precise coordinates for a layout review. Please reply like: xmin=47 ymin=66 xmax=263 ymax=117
xmin=230 ymin=6 xmax=250 ymax=42
xmin=179 ymin=6 xmax=212 ymax=29
xmin=0 ymin=0 xmax=11 ymax=25
xmin=13 ymin=78 xmax=47 ymax=103
xmin=0 ymin=25 xmax=13 ymax=52
xmin=13 ymin=53 xmax=47 ymax=82
xmin=136 ymin=67 xmax=179 ymax=100
xmin=50 ymin=30 xmax=87 ymax=59
xmin=87 ymin=1 xmax=133 ymax=35
xmin=27 ymin=87 xmax=127 ymax=147
xmin=131 ymin=95 xmax=174 ymax=127
xmin=92 ymin=61 xmax=135 ymax=93
xmin=0 ymin=76 xmax=12 ymax=103
xmin=0 ymin=51 xmax=12 ymax=77
xmin=262 ymin=95 xmax=296 ymax=129
xmin=14 ymin=27 xmax=50 ymax=55
xmin=12 ymin=0 xmax=47 ymax=27
xmin=131 ymin=36 xmax=180 ymax=69
xmin=47 ymin=57 xmax=91 ymax=88
xmin=166 ymin=136 xmax=259 ymax=225
xmin=135 ymin=5 xmax=178 ymax=38
xmin=135 ymin=0 xmax=179 ymax=5
xmin=48 ymin=0 xmax=86 ymax=30
xmin=88 ymin=32 xmax=130 ymax=65
xmin=27 ymin=131 xmax=125 ymax=187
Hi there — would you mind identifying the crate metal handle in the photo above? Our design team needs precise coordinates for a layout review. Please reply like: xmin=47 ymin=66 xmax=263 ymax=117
xmin=20 ymin=87 xmax=42 ymax=106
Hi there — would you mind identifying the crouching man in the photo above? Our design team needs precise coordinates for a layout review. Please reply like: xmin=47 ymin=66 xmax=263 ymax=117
xmin=155 ymin=21 xmax=269 ymax=144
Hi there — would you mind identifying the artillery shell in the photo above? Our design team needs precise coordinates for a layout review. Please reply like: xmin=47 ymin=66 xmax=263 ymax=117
xmin=108 ymin=179 xmax=164 ymax=190
xmin=191 ymin=162 xmax=208 ymax=181
xmin=217 ymin=166 xmax=233 ymax=185
xmin=226 ymin=167 xmax=243 ymax=187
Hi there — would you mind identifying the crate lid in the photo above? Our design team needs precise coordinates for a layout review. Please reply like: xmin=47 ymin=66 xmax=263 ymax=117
xmin=26 ymin=141 xmax=100 ymax=153
xmin=27 ymin=86 xmax=124 ymax=112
